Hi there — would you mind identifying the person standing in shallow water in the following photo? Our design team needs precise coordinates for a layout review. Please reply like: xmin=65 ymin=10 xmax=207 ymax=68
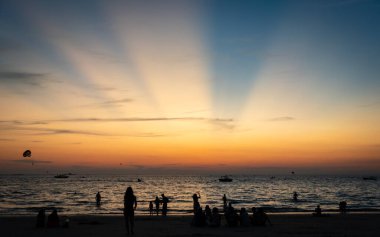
xmin=124 ymin=187 xmax=137 ymax=235
xmin=192 ymin=192 xmax=201 ymax=213
xmin=161 ymin=194 xmax=169 ymax=216
xmin=154 ymin=196 xmax=160 ymax=216
xmin=222 ymin=194 xmax=227 ymax=210
xmin=293 ymin=192 xmax=298 ymax=202
xmin=96 ymin=192 xmax=101 ymax=206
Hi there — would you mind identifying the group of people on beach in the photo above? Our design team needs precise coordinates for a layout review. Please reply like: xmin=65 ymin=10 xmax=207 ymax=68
xmin=124 ymin=188 xmax=173 ymax=235
xmin=191 ymin=193 xmax=272 ymax=228
xmin=36 ymin=208 xmax=69 ymax=228
xmin=35 ymin=187 xmax=350 ymax=235
xmin=148 ymin=194 xmax=170 ymax=216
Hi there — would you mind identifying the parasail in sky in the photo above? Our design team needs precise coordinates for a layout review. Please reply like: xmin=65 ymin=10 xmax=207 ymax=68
xmin=23 ymin=150 xmax=32 ymax=157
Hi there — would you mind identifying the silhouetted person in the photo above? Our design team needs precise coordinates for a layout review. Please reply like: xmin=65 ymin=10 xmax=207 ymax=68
xmin=36 ymin=209 xmax=45 ymax=228
xmin=313 ymin=205 xmax=322 ymax=216
xmin=161 ymin=194 xmax=169 ymax=216
xmin=339 ymin=201 xmax=347 ymax=214
xmin=222 ymin=194 xmax=227 ymax=210
xmin=191 ymin=207 xmax=206 ymax=227
xmin=192 ymin=192 xmax=201 ymax=213
xmin=251 ymin=207 xmax=258 ymax=225
xmin=240 ymin=208 xmax=250 ymax=227
xmin=293 ymin=192 xmax=298 ymax=202
xmin=96 ymin=192 xmax=101 ymax=206
xmin=205 ymin=205 xmax=212 ymax=225
xmin=124 ymin=187 xmax=137 ymax=235
xmin=154 ymin=196 xmax=160 ymax=216
xmin=149 ymin=201 xmax=153 ymax=216
xmin=255 ymin=208 xmax=272 ymax=226
xmin=209 ymin=207 xmax=221 ymax=227
xmin=47 ymin=209 xmax=60 ymax=228
xmin=225 ymin=202 xmax=238 ymax=227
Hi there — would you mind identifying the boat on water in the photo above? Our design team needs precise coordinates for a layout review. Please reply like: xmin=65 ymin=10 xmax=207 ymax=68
xmin=219 ymin=175 xmax=233 ymax=182
xmin=54 ymin=174 xmax=69 ymax=178
xmin=363 ymin=176 xmax=377 ymax=181
xmin=137 ymin=178 xmax=143 ymax=182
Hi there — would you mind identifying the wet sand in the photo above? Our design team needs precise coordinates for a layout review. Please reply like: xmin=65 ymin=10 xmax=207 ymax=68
xmin=1 ymin=214 xmax=379 ymax=237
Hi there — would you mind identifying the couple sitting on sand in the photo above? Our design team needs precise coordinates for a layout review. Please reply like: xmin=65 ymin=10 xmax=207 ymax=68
xmin=251 ymin=207 xmax=272 ymax=226
xmin=36 ymin=208 xmax=69 ymax=228
xmin=191 ymin=205 xmax=221 ymax=227
xmin=226 ymin=204 xmax=272 ymax=227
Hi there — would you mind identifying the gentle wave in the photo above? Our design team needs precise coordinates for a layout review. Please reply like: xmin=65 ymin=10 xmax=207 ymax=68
xmin=0 ymin=175 xmax=379 ymax=215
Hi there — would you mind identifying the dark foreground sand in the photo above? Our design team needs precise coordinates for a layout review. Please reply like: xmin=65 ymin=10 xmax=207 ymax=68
xmin=1 ymin=214 xmax=379 ymax=237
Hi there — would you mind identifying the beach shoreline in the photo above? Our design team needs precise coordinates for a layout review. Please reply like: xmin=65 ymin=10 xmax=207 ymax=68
xmin=1 ymin=213 xmax=379 ymax=236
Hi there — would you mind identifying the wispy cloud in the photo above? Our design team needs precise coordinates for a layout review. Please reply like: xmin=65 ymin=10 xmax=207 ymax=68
xmin=0 ymin=117 xmax=235 ymax=137
xmin=0 ymin=120 xmax=48 ymax=125
xmin=31 ymin=128 xmax=108 ymax=136
xmin=0 ymin=71 xmax=48 ymax=86
xmin=357 ymin=100 xmax=380 ymax=108
xmin=78 ymin=98 xmax=133 ymax=108
xmin=126 ymin=132 xmax=167 ymax=138
xmin=0 ymin=138 xmax=15 ymax=141
xmin=267 ymin=116 xmax=295 ymax=122
xmin=0 ymin=70 xmax=60 ymax=87
xmin=7 ymin=159 xmax=52 ymax=164
xmin=52 ymin=117 xmax=233 ymax=123
xmin=1 ymin=126 xmax=109 ymax=136
xmin=2 ymin=117 xmax=233 ymax=124
xmin=208 ymin=118 xmax=235 ymax=130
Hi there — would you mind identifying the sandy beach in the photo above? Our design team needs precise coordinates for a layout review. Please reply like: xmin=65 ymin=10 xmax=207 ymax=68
xmin=1 ymin=213 xmax=379 ymax=237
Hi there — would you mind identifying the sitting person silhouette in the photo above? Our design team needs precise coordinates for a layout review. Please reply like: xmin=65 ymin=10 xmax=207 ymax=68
xmin=47 ymin=209 xmax=60 ymax=228
xmin=36 ymin=209 xmax=45 ymax=228
xmin=254 ymin=208 xmax=272 ymax=226
xmin=313 ymin=205 xmax=322 ymax=216
xmin=209 ymin=207 xmax=221 ymax=227
xmin=225 ymin=202 xmax=238 ymax=227
xmin=250 ymin=207 xmax=258 ymax=225
xmin=191 ymin=207 xmax=206 ymax=227
xmin=204 ymin=205 xmax=212 ymax=225
xmin=239 ymin=208 xmax=250 ymax=227
xmin=339 ymin=201 xmax=347 ymax=214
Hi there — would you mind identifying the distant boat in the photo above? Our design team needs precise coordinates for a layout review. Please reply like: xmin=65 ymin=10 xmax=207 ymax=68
xmin=219 ymin=175 xmax=233 ymax=182
xmin=54 ymin=174 xmax=69 ymax=178
xmin=363 ymin=176 xmax=377 ymax=181
xmin=137 ymin=178 xmax=143 ymax=182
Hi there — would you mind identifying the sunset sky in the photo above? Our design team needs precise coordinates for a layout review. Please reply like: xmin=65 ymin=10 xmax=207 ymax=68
xmin=1 ymin=0 xmax=380 ymax=175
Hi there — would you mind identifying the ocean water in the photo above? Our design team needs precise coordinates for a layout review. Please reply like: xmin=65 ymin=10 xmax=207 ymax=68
xmin=0 ymin=175 xmax=379 ymax=215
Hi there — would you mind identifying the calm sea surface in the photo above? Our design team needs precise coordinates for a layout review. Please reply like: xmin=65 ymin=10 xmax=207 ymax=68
xmin=0 ymin=175 xmax=379 ymax=215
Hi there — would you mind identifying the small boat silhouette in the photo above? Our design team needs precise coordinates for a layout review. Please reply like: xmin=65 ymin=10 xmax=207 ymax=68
xmin=363 ymin=176 xmax=377 ymax=181
xmin=219 ymin=175 xmax=232 ymax=182
xmin=54 ymin=174 xmax=69 ymax=178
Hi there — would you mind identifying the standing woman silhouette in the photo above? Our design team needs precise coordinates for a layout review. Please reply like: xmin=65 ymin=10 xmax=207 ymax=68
xmin=124 ymin=187 xmax=137 ymax=235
